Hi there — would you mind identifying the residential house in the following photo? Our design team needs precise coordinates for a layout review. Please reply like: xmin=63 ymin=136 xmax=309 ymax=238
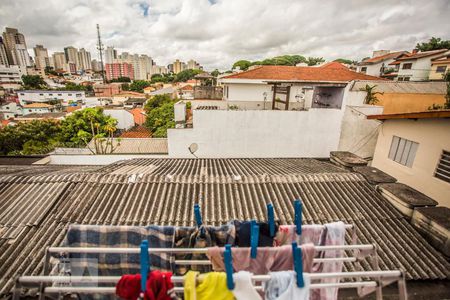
xmin=356 ymin=50 xmax=408 ymax=78
xmin=368 ymin=110 xmax=450 ymax=207
xmin=429 ymin=55 xmax=450 ymax=81
xmin=178 ymin=84 xmax=194 ymax=100
xmin=14 ymin=112 xmax=66 ymax=121
xmin=0 ymin=64 xmax=25 ymax=90
xmin=389 ymin=49 xmax=450 ymax=81
xmin=22 ymin=103 xmax=55 ymax=115
xmin=93 ymin=83 xmax=123 ymax=97
xmin=17 ymin=90 xmax=86 ymax=107
xmin=123 ymin=97 xmax=147 ymax=108
xmin=103 ymin=108 xmax=134 ymax=130
xmin=119 ymin=125 xmax=152 ymax=138
xmin=169 ymin=63 xmax=386 ymax=158
xmin=350 ymin=81 xmax=448 ymax=114
xmin=128 ymin=107 xmax=146 ymax=125
xmin=111 ymin=91 xmax=146 ymax=105
xmin=143 ymin=86 xmax=156 ymax=94
xmin=0 ymin=101 xmax=21 ymax=119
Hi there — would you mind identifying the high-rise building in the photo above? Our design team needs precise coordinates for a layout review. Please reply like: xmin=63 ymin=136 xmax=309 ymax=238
xmin=0 ymin=37 xmax=8 ymax=67
xmin=2 ymin=27 xmax=32 ymax=67
xmin=91 ymin=59 xmax=103 ymax=72
xmin=137 ymin=55 xmax=153 ymax=80
xmin=187 ymin=59 xmax=201 ymax=70
xmin=105 ymin=62 xmax=134 ymax=81
xmin=77 ymin=48 xmax=92 ymax=71
xmin=173 ymin=59 xmax=184 ymax=74
xmin=151 ymin=65 xmax=168 ymax=75
xmin=64 ymin=46 xmax=79 ymax=70
xmin=52 ymin=52 xmax=66 ymax=70
xmin=105 ymin=46 xmax=117 ymax=64
xmin=33 ymin=44 xmax=50 ymax=70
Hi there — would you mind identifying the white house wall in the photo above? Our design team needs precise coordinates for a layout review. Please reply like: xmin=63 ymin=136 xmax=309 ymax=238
xmin=103 ymin=109 xmax=134 ymax=130
xmin=168 ymin=109 xmax=344 ymax=158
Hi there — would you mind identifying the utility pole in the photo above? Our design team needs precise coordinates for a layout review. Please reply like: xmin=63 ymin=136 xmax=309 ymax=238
xmin=96 ymin=24 xmax=105 ymax=84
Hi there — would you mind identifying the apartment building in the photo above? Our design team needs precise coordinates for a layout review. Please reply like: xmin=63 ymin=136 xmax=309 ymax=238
xmin=105 ymin=63 xmax=134 ymax=81
xmin=17 ymin=90 xmax=86 ymax=107
xmin=33 ymin=44 xmax=50 ymax=70
xmin=2 ymin=27 xmax=32 ymax=67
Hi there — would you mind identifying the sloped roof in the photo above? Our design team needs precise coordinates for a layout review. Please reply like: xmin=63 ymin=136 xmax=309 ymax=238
xmin=180 ymin=84 xmax=194 ymax=91
xmin=351 ymin=80 xmax=447 ymax=94
xmin=395 ymin=49 xmax=449 ymax=61
xmin=0 ymin=158 xmax=448 ymax=295
xmin=23 ymin=103 xmax=53 ymax=108
xmin=358 ymin=51 xmax=408 ymax=65
xmin=120 ymin=126 xmax=152 ymax=138
xmin=86 ymin=138 xmax=167 ymax=154
xmin=222 ymin=63 xmax=385 ymax=82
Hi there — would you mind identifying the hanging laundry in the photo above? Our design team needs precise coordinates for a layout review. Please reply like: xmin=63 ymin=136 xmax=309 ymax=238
xmin=234 ymin=220 xmax=278 ymax=247
xmin=173 ymin=223 xmax=235 ymax=274
xmin=232 ymin=271 xmax=263 ymax=300
xmin=184 ymin=271 xmax=234 ymax=300
xmin=116 ymin=271 xmax=177 ymax=300
xmin=311 ymin=221 xmax=346 ymax=300
xmin=207 ymin=243 xmax=315 ymax=275
xmin=273 ymin=224 xmax=323 ymax=246
xmin=264 ymin=271 xmax=310 ymax=300
xmin=64 ymin=225 xmax=175 ymax=275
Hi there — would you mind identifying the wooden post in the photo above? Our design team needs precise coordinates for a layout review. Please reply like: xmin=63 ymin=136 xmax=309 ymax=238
xmin=272 ymin=84 xmax=277 ymax=110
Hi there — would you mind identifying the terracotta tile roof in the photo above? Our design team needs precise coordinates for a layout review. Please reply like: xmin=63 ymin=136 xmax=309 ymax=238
xmin=22 ymin=103 xmax=53 ymax=108
xmin=395 ymin=49 xmax=449 ymax=61
xmin=359 ymin=51 xmax=408 ymax=65
xmin=180 ymin=84 xmax=194 ymax=91
xmin=128 ymin=108 xmax=146 ymax=125
xmin=431 ymin=58 xmax=450 ymax=64
xmin=222 ymin=63 xmax=385 ymax=82
xmin=0 ymin=158 xmax=448 ymax=295
xmin=66 ymin=106 xmax=81 ymax=113
xmin=114 ymin=91 xmax=146 ymax=97
xmin=120 ymin=125 xmax=152 ymax=138
xmin=367 ymin=110 xmax=450 ymax=120
xmin=1 ymin=119 xmax=10 ymax=127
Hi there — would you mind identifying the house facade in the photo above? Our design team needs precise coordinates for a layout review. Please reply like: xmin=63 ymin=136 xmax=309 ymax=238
xmin=391 ymin=49 xmax=450 ymax=81
xmin=429 ymin=55 xmax=450 ymax=81
xmin=356 ymin=50 xmax=408 ymax=77
xmin=18 ymin=90 xmax=86 ymax=107
xmin=22 ymin=103 xmax=55 ymax=115
xmin=168 ymin=63 xmax=386 ymax=158
xmin=369 ymin=111 xmax=450 ymax=207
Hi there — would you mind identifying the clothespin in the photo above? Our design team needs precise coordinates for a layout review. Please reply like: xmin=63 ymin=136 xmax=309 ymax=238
xmin=267 ymin=203 xmax=275 ymax=237
xmin=250 ymin=220 xmax=259 ymax=259
xmin=294 ymin=199 xmax=302 ymax=235
xmin=140 ymin=240 xmax=149 ymax=294
xmin=224 ymin=244 xmax=234 ymax=290
xmin=291 ymin=242 xmax=305 ymax=288
xmin=194 ymin=204 xmax=203 ymax=227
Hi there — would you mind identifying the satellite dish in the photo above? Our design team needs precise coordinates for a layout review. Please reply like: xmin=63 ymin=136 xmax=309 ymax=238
xmin=189 ymin=143 xmax=199 ymax=158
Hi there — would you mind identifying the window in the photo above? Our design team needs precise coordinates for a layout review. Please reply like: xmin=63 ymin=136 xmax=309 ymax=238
xmin=403 ymin=77 xmax=410 ymax=81
xmin=76 ymin=93 xmax=82 ymax=97
xmin=20 ymin=93 xmax=24 ymax=95
xmin=68 ymin=93 xmax=72 ymax=96
xmin=435 ymin=150 xmax=450 ymax=183
xmin=39 ymin=93 xmax=43 ymax=96
xmin=388 ymin=136 xmax=419 ymax=167
xmin=49 ymin=93 xmax=53 ymax=96
xmin=360 ymin=67 xmax=367 ymax=73
xmin=402 ymin=63 xmax=412 ymax=70
xmin=436 ymin=66 xmax=447 ymax=73
xmin=58 ymin=93 xmax=62 ymax=96
xmin=398 ymin=77 xmax=404 ymax=81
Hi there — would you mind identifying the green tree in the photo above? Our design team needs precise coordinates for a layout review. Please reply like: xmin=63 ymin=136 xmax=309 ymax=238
xmin=306 ymin=57 xmax=325 ymax=66
xmin=174 ymin=69 xmax=202 ymax=82
xmin=64 ymin=82 xmax=93 ymax=92
xmin=58 ymin=107 xmax=118 ymax=148
xmin=21 ymin=75 xmax=47 ymax=89
xmin=144 ymin=94 xmax=173 ymax=110
xmin=415 ymin=37 xmax=450 ymax=52
xmin=334 ymin=58 xmax=355 ymax=65
xmin=129 ymin=80 xmax=151 ymax=92
xmin=110 ymin=77 xmax=131 ymax=83
xmin=211 ymin=69 xmax=220 ymax=77
xmin=232 ymin=60 xmax=252 ymax=71
xmin=0 ymin=120 xmax=61 ymax=155
xmin=360 ymin=84 xmax=384 ymax=105
xmin=145 ymin=101 xmax=176 ymax=137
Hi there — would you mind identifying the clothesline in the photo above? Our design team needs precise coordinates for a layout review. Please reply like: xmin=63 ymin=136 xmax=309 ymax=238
xmin=48 ymin=243 xmax=374 ymax=254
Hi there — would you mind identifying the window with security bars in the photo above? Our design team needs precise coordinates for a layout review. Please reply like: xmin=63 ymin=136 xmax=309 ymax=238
xmin=435 ymin=150 xmax=450 ymax=183
xmin=388 ymin=136 xmax=419 ymax=168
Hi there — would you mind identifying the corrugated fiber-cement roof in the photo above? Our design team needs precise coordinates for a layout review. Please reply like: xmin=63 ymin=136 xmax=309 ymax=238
xmin=0 ymin=158 xmax=449 ymax=296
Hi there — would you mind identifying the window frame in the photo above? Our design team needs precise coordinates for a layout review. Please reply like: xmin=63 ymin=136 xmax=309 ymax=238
xmin=388 ymin=136 xmax=419 ymax=168
xmin=402 ymin=63 xmax=413 ymax=70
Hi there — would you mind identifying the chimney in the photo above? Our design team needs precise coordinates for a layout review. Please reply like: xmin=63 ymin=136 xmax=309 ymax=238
xmin=412 ymin=49 xmax=419 ymax=54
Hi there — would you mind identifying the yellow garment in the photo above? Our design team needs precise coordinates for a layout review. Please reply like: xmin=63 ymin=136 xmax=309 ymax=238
xmin=184 ymin=271 xmax=234 ymax=300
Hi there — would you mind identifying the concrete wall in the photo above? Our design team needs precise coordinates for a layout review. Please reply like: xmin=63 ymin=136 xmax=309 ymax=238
xmin=377 ymin=93 xmax=446 ymax=114
xmin=338 ymin=105 xmax=384 ymax=158
xmin=429 ymin=62 xmax=450 ymax=81
xmin=49 ymin=154 xmax=168 ymax=165
xmin=103 ymin=109 xmax=134 ymax=130
xmin=168 ymin=108 xmax=344 ymax=158
xmin=372 ymin=119 xmax=450 ymax=207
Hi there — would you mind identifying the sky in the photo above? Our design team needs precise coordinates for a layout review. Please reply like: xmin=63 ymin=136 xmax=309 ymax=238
xmin=1 ymin=0 xmax=449 ymax=71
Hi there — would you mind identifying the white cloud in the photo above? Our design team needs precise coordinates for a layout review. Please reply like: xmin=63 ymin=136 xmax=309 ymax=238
xmin=0 ymin=0 xmax=449 ymax=70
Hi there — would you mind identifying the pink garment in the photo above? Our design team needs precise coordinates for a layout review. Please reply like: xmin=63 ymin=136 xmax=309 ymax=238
xmin=274 ymin=225 xmax=324 ymax=246
xmin=206 ymin=244 xmax=315 ymax=275
xmin=311 ymin=221 xmax=346 ymax=300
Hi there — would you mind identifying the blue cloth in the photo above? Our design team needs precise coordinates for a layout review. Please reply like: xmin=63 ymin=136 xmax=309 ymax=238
xmin=62 ymin=225 xmax=175 ymax=276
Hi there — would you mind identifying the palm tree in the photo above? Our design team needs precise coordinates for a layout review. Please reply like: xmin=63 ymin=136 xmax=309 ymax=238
xmin=360 ymin=84 xmax=384 ymax=105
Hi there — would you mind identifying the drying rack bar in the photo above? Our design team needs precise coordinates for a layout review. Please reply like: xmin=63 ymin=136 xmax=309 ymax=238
xmin=47 ymin=244 xmax=374 ymax=254
xmin=174 ymin=256 xmax=358 ymax=265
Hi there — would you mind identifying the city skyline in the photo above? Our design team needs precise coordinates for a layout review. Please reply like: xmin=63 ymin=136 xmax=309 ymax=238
xmin=1 ymin=0 xmax=449 ymax=71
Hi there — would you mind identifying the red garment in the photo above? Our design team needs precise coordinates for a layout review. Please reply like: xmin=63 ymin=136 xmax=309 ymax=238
xmin=116 ymin=271 xmax=174 ymax=300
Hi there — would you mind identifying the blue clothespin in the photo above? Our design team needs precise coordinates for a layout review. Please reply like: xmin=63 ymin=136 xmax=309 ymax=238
xmin=194 ymin=204 xmax=203 ymax=227
xmin=140 ymin=240 xmax=149 ymax=293
xmin=224 ymin=244 xmax=234 ymax=290
xmin=267 ymin=203 xmax=275 ymax=237
xmin=294 ymin=199 xmax=302 ymax=235
xmin=292 ymin=242 xmax=304 ymax=288
xmin=250 ymin=220 xmax=259 ymax=259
